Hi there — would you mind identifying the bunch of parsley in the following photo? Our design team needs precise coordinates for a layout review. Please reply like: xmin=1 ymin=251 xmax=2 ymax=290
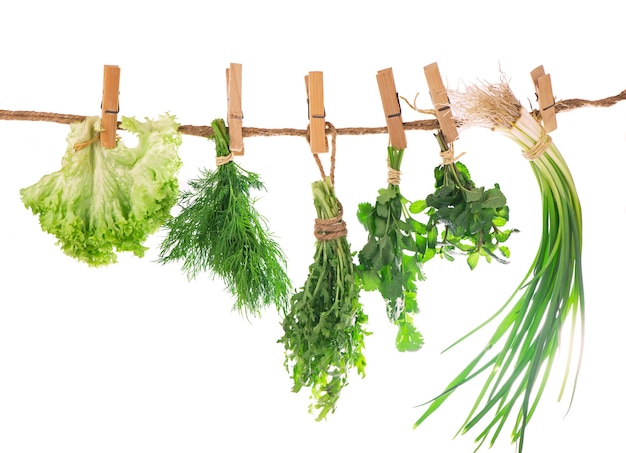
xmin=279 ymin=176 xmax=370 ymax=421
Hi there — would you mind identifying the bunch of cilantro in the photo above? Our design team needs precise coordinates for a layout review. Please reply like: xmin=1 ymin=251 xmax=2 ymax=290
xmin=356 ymin=146 xmax=435 ymax=352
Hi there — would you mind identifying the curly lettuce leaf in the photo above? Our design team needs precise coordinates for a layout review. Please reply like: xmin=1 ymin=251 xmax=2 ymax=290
xmin=20 ymin=114 xmax=182 ymax=266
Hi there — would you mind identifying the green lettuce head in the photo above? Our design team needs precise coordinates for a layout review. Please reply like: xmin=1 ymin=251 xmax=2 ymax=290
xmin=20 ymin=114 xmax=182 ymax=266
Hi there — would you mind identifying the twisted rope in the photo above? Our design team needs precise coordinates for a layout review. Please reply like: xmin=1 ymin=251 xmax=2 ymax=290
xmin=2 ymin=88 xmax=623 ymax=138
xmin=440 ymin=142 xmax=466 ymax=165
xmin=216 ymin=152 xmax=234 ymax=166
xmin=314 ymin=202 xmax=347 ymax=241
xmin=386 ymin=158 xmax=402 ymax=185
xmin=523 ymin=129 xmax=552 ymax=161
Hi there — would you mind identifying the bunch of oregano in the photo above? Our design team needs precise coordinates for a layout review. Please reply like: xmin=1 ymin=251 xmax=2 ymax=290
xmin=157 ymin=118 xmax=291 ymax=316
xmin=279 ymin=176 xmax=370 ymax=421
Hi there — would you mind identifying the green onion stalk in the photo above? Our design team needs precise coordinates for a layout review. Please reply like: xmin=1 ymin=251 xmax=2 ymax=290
xmin=414 ymin=81 xmax=584 ymax=453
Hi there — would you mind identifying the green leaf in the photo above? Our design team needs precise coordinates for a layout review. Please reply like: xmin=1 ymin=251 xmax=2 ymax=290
xmin=356 ymin=202 xmax=374 ymax=227
xmin=495 ymin=204 xmax=510 ymax=220
xmin=493 ymin=216 xmax=507 ymax=227
xmin=448 ymin=212 xmax=466 ymax=236
xmin=401 ymin=234 xmax=418 ymax=252
xmin=499 ymin=245 xmax=511 ymax=258
xmin=377 ymin=187 xmax=397 ymax=204
xmin=495 ymin=229 xmax=512 ymax=243
xmin=431 ymin=185 xmax=456 ymax=207
xmin=481 ymin=187 xmax=507 ymax=209
xmin=433 ymin=166 xmax=445 ymax=187
xmin=375 ymin=201 xmax=389 ymax=218
xmin=442 ymin=250 xmax=455 ymax=262
xmin=427 ymin=226 xmax=438 ymax=249
xmin=409 ymin=199 xmax=428 ymax=214
xmin=380 ymin=265 xmax=403 ymax=302
xmin=359 ymin=237 xmax=379 ymax=262
xmin=423 ymin=247 xmax=436 ymax=262
xmin=472 ymin=210 xmax=494 ymax=234
xmin=374 ymin=217 xmax=387 ymax=238
xmin=390 ymin=195 xmax=403 ymax=218
xmin=359 ymin=268 xmax=381 ymax=291
xmin=403 ymin=288 xmax=418 ymax=313
xmin=467 ymin=251 xmax=480 ymax=270
xmin=415 ymin=234 xmax=427 ymax=254
xmin=464 ymin=187 xmax=484 ymax=203
xmin=371 ymin=246 xmax=384 ymax=271
xmin=379 ymin=236 xmax=395 ymax=266
xmin=455 ymin=241 xmax=475 ymax=252
xmin=455 ymin=161 xmax=471 ymax=181
xmin=396 ymin=315 xmax=424 ymax=352
xmin=410 ymin=218 xmax=428 ymax=235
xmin=397 ymin=219 xmax=412 ymax=234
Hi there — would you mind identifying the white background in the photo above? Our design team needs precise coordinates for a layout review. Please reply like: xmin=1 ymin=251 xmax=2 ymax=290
xmin=1 ymin=1 xmax=624 ymax=452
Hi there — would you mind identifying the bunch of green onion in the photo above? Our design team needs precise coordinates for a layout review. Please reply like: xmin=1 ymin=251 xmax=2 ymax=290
xmin=414 ymin=81 xmax=585 ymax=452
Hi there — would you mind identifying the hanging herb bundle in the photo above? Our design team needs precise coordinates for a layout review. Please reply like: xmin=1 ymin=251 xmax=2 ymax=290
xmin=356 ymin=145 xmax=433 ymax=352
xmin=414 ymin=81 xmax=585 ymax=453
xmin=279 ymin=127 xmax=370 ymax=421
xmin=410 ymin=132 xmax=516 ymax=270
xmin=158 ymin=118 xmax=291 ymax=316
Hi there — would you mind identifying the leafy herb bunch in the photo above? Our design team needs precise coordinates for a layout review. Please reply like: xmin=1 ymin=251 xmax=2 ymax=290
xmin=158 ymin=118 xmax=291 ymax=316
xmin=410 ymin=133 xmax=516 ymax=270
xmin=279 ymin=175 xmax=370 ymax=421
xmin=356 ymin=146 xmax=434 ymax=352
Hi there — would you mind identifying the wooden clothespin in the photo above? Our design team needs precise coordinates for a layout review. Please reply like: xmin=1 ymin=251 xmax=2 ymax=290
xmin=100 ymin=65 xmax=121 ymax=149
xmin=531 ymin=65 xmax=557 ymax=132
xmin=305 ymin=71 xmax=326 ymax=153
xmin=376 ymin=68 xmax=407 ymax=150
xmin=226 ymin=63 xmax=244 ymax=155
xmin=423 ymin=62 xmax=458 ymax=144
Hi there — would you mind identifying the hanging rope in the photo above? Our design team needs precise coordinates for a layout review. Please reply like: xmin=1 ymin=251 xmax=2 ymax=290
xmin=1 ymin=88 xmax=624 ymax=138
xmin=304 ymin=122 xmax=348 ymax=241
xmin=306 ymin=122 xmax=338 ymax=186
